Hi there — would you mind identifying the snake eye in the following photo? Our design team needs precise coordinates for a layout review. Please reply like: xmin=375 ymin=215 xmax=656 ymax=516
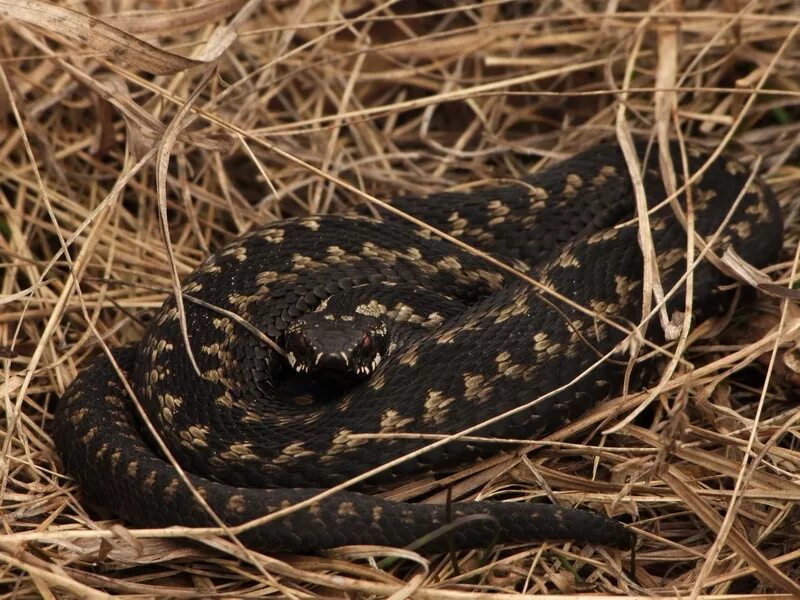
xmin=359 ymin=334 xmax=372 ymax=353
xmin=285 ymin=328 xmax=312 ymax=369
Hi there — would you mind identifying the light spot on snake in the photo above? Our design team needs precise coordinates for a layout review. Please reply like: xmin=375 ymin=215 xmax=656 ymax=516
xmin=261 ymin=228 xmax=286 ymax=243
xmin=731 ymin=220 xmax=752 ymax=239
xmin=274 ymin=442 xmax=315 ymax=464
xmin=528 ymin=186 xmax=548 ymax=201
xmin=222 ymin=245 xmax=248 ymax=262
xmin=299 ymin=218 xmax=321 ymax=231
xmin=592 ymin=164 xmax=617 ymax=186
xmin=199 ymin=262 xmax=221 ymax=274
xmin=587 ymin=228 xmax=619 ymax=245
xmin=725 ymin=160 xmax=745 ymax=175
xmin=226 ymin=495 xmax=247 ymax=513
xmin=81 ymin=426 xmax=98 ymax=444
xmin=398 ymin=345 xmax=420 ymax=366
xmin=423 ymin=390 xmax=456 ymax=425
xmin=292 ymin=254 xmax=326 ymax=270
xmin=380 ymin=409 xmax=414 ymax=432
xmin=323 ymin=429 xmax=369 ymax=460
xmin=164 ymin=478 xmax=180 ymax=499
xmin=337 ymin=501 xmax=357 ymax=517
xmin=214 ymin=392 xmax=234 ymax=408
xmin=533 ymin=332 xmax=550 ymax=352
xmin=368 ymin=370 xmax=387 ymax=390
xmin=156 ymin=306 xmax=179 ymax=325
xmin=695 ymin=188 xmax=717 ymax=209
xmin=70 ymin=407 xmax=89 ymax=424
xmin=95 ymin=443 xmax=109 ymax=460
xmin=179 ymin=425 xmax=209 ymax=448
xmin=558 ymin=252 xmax=580 ymax=268
xmin=437 ymin=255 xmax=462 ymax=272
xmin=614 ymin=274 xmax=639 ymax=307
xmin=487 ymin=200 xmax=511 ymax=226
xmin=221 ymin=443 xmax=259 ymax=461
xmin=212 ymin=317 xmax=232 ymax=332
xmin=463 ymin=373 xmax=493 ymax=403
xmin=658 ymin=247 xmax=684 ymax=271
xmin=228 ymin=292 xmax=255 ymax=312
xmin=746 ymin=199 xmax=773 ymax=223
xmin=563 ymin=173 xmax=583 ymax=197
xmin=160 ymin=393 xmax=182 ymax=413
xmin=448 ymin=211 xmax=468 ymax=236
xmin=256 ymin=271 xmax=280 ymax=286
xmin=355 ymin=301 xmax=386 ymax=317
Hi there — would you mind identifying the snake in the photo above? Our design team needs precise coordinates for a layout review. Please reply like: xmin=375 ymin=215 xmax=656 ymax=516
xmin=53 ymin=140 xmax=782 ymax=553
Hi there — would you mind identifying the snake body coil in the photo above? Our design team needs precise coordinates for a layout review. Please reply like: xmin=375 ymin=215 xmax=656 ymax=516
xmin=54 ymin=141 xmax=782 ymax=552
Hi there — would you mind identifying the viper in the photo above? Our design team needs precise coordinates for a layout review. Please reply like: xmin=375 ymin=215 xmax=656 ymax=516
xmin=53 ymin=140 xmax=782 ymax=553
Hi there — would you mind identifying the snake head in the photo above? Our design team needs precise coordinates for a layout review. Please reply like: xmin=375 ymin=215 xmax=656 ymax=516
xmin=284 ymin=297 xmax=389 ymax=382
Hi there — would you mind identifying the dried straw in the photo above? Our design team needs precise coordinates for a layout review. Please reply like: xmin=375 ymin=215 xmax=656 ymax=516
xmin=1 ymin=1 xmax=799 ymax=597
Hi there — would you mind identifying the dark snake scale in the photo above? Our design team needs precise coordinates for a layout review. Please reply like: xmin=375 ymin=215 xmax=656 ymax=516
xmin=53 ymin=141 xmax=782 ymax=553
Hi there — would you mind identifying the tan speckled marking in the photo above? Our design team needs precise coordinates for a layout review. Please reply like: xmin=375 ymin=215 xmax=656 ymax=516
xmin=262 ymin=227 xmax=286 ymax=243
xmin=558 ymin=251 xmax=580 ymax=268
xmin=725 ymin=159 xmax=745 ymax=175
xmin=380 ymin=408 xmax=414 ymax=432
xmin=398 ymin=344 xmax=420 ymax=366
xmin=528 ymin=186 xmax=548 ymax=201
xmin=292 ymin=254 xmax=326 ymax=271
xmin=423 ymin=390 xmax=456 ymax=425
xmin=587 ymin=228 xmax=619 ymax=245
xmin=695 ymin=188 xmax=717 ymax=209
xmin=95 ymin=443 xmax=109 ymax=460
xmin=299 ymin=217 xmax=321 ymax=231
xmin=355 ymin=300 xmax=386 ymax=317
xmin=164 ymin=478 xmax=180 ymax=499
xmin=731 ymin=220 xmax=752 ymax=239
xmin=81 ymin=426 xmax=98 ymax=444
xmin=614 ymin=274 xmax=639 ymax=307
xmin=221 ymin=442 xmax=260 ymax=462
xmin=437 ymin=255 xmax=462 ymax=273
xmin=322 ymin=428 xmax=369 ymax=461
xmin=226 ymin=494 xmax=247 ymax=513
xmin=463 ymin=372 xmax=494 ymax=403
xmin=274 ymin=442 xmax=315 ymax=464
xmin=337 ymin=501 xmax=357 ymax=517
xmin=222 ymin=245 xmax=248 ymax=262
xmin=143 ymin=470 xmax=157 ymax=488
xmin=70 ymin=407 xmax=89 ymax=424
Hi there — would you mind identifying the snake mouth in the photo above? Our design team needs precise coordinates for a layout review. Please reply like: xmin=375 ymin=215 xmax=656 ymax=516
xmin=284 ymin=313 xmax=389 ymax=383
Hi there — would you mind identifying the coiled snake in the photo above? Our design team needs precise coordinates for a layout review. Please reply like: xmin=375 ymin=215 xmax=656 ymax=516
xmin=53 ymin=141 xmax=782 ymax=553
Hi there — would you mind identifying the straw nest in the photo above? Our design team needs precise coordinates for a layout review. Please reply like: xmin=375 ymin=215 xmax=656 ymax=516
xmin=1 ymin=1 xmax=799 ymax=598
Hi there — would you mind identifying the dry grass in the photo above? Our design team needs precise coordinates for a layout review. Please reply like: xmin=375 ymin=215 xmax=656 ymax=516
xmin=1 ymin=0 xmax=800 ymax=597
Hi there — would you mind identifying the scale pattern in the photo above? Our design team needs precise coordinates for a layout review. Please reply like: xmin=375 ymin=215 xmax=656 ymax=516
xmin=53 ymin=141 xmax=782 ymax=552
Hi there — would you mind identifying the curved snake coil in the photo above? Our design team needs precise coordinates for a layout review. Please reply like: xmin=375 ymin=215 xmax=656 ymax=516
xmin=53 ymin=141 xmax=782 ymax=553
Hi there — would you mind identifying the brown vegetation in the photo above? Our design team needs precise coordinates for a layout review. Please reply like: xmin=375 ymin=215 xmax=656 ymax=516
xmin=1 ymin=1 xmax=799 ymax=597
